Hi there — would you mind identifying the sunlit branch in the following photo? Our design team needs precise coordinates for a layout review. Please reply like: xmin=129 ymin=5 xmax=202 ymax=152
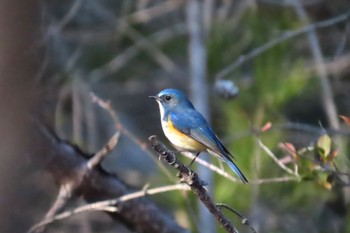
xmin=28 ymin=184 xmax=190 ymax=233
xmin=257 ymin=138 xmax=300 ymax=177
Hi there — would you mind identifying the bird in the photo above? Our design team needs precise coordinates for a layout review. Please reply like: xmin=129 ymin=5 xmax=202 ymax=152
xmin=149 ymin=88 xmax=248 ymax=183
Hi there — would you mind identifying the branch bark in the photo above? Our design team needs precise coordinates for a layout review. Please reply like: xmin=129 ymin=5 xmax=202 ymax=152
xmin=149 ymin=135 xmax=240 ymax=233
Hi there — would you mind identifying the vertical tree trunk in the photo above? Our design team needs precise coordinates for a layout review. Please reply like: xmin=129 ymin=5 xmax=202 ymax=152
xmin=186 ymin=1 xmax=215 ymax=232
xmin=0 ymin=1 xmax=41 ymax=232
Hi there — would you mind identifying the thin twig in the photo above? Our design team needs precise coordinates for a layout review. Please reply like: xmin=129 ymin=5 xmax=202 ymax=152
xmin=46 ymin=0 xmax=83 ymax=40
xmin=35 ymin=46 xmax=50 ymax=82
xmin=121 ymin=22 xmax=177 ymax=72
xmin=215 ymin=10 xmax=350 ymax=80
xmin=54 ymin=0 xmax=83 ymax=31
xmin=28 ymin=184 xmax=189 ymax=233
xmin=89 ymin=24 xmax=186 ymax=80
xmin=90 ymin=92 xmax=175 ymax=181
xmin=181 ymin=152 xmax=239 ymax=183
xmin=257 ymin=139 xmax=299 ymax=177
xmin=316 ymin=53 xmax=350 ymax=77
xmin=87 ymin=131 xmax=121 ymax=169
xmin=249 ymin=176 xmax=300 ymax=184
xmin=279 ymin=122 xmax=350 ymax=137
xmin=259 ymin=0 xmax=323 ymax=7
xmin=65 ymin=47 xmax=82 ymax=73
xmin=183 ymin=151 xmax=301 ymax=184
xmin=127 ymin=0 xmax=186 ymax=24
xmin=90 ymin=93 xmax=119 ymax=123
xmin=225 ymin=121 xmax=350 ymax=145
xmin=334 ymin=21 xmax=350 ymax=58
xmin=45 ymin=183 xmax=73 ymax=219
xmin=216 ymin=203 xmax=257 ymax=233
xmin=30 ymin=183 xmax=73 ymax=233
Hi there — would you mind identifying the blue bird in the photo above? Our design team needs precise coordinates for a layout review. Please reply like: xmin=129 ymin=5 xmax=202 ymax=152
xmin=150 ymin=88 xmax=248 ymax=183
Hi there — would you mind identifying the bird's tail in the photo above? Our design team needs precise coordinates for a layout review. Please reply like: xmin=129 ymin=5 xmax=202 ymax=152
xmin=223 ymin=157 xmax=249 ymax=184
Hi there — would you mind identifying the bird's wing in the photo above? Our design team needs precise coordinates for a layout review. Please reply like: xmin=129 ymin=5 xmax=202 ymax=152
xmin=170 ymin=110 xmax=234 ymax=160
xmin=170 ymin=110 xmax=248 ymax=183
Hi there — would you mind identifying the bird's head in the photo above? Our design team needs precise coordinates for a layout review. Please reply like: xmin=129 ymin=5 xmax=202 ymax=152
xmin=149 ymin=89 xmax=193 ymax=113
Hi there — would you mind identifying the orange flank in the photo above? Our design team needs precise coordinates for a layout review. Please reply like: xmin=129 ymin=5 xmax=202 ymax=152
xmin=165 ymin=116 xmax=206 ymax=152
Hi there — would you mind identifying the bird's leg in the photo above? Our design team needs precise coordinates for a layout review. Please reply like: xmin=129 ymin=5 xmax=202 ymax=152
xmin=188 ymin=152 xmax=200 ymax=168
xmin=177 ymin=152 xmax=199 ymax=179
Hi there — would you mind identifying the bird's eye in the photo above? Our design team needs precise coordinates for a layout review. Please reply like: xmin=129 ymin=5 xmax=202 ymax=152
xmin=165 ymin=95 xmax=172 ymax=101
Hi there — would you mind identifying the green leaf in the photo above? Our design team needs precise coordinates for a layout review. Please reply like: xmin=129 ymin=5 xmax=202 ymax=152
xmin=317 ymin=134 xmax=331 ymax=159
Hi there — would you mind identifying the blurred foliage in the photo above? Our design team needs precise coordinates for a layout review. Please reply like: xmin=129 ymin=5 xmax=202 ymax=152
xmin=206 ymin=6 xmax=350 ymax=233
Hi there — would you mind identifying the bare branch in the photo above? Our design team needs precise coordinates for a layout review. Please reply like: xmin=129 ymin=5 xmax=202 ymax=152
xmin=127 ymin=0 xmax=186 ymax=24
xmin=181 ymin=152 xmax=239 ymax=183
xmin=28 ymin=184 xmax=190 ymax=233
xmin=46 ymin=0 xmax=83 ymax=40
xmin=225 ymin=121 xmax=350 ymax=146
xmin=249 ymin=176 xmax=300 ymax=184
xmin=216 ymin=203 xmax=257 ymax=233
xmin=334 ymin=22 xmax=350 ymax=58
xmin=280 ymin=122 xmax=350 ymax=137
xmin=259 ymin=0 xmax=324 ymax=7
xmin=216 ymin=10 xmax=350 ymax=80
xmin=183 ymin=144 xmax=303 ymax=185
xmin=319 ymin=53 xmax=350 ymax=77
xmin=45 ymin=184 xmax=73 ymax=218
xmin=29 ymin=184 xmax=73 ymax=233
xmin=89 ymin=24 xmax=186 ymax=80
xmin=54 ymin=0 xmax=83 ymax=31
xmin=87 ymin=131 xmax=121 ymax=169
xmin=90 ymin=93 xmax=119 ymax=123
xmin=120 ymin=22 xmax=177 ymax=73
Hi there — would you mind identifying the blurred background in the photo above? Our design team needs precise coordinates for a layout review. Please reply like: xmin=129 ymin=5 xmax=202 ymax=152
xmin=1 ymin=0 xmax=350 ymax=232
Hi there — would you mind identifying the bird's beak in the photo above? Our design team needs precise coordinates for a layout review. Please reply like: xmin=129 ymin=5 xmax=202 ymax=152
xmin=149 ymin=95 xmax=160 ymax=101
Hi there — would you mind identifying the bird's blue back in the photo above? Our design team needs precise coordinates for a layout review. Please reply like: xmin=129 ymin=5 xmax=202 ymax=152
xmin=153 ymin=88 xmax=248 ymax=183
xmin=169 ymin=105 xmax=231 ymax=160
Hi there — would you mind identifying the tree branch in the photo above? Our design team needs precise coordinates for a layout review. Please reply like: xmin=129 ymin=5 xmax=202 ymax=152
xmin=149 ymin=135 xmax=243 ymax=233
xmin=87 ymin=131 xmax=120 ymax=169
